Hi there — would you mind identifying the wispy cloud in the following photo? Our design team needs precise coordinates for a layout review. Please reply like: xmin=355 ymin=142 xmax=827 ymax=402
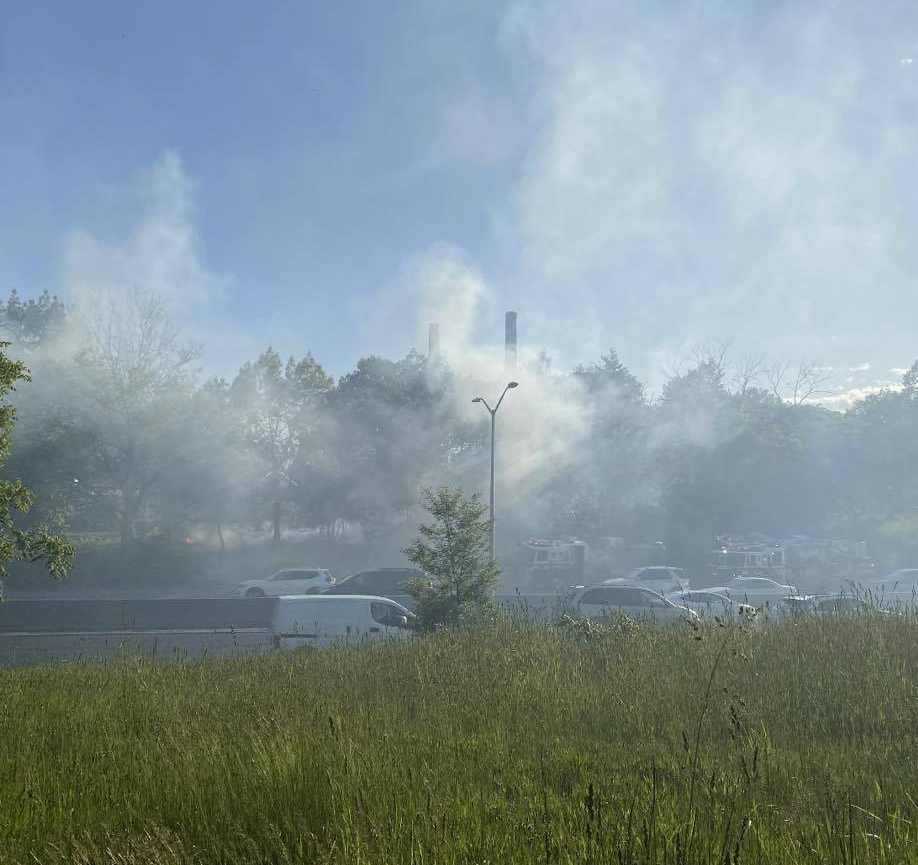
xmin=816 ymin=381 xmax=903 ymax=410
xmin=848 ymin=363 xmax=871 ymax=372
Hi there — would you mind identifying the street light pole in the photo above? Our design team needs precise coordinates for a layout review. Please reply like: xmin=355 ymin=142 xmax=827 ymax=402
xmin=473 ymin=381 xmax=519 ymax=561
xmin=489 ymin=409 xmax=495 ymax=558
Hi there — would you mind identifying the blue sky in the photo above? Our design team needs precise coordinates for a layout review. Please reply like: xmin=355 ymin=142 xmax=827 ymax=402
xmin=2 ymin=0 xmax=917 ymax=404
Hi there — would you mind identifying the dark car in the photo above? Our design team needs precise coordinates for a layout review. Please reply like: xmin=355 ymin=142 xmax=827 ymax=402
xmin=320 ymin=568 xmax=423 ymax=609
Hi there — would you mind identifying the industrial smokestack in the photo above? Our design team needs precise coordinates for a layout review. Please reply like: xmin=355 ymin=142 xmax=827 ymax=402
xmin=428 ymin=323 xmax=440 ymax=359
xmin=505 ymin=311 xmax=517 ymax=369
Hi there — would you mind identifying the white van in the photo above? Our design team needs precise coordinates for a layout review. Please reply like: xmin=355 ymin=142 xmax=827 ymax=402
xmin=271 ymin=595 xmax=414 ymax=650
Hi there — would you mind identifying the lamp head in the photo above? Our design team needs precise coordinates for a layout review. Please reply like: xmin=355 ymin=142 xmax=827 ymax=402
xmin=472 ymin=397 xmax=482 ymax=403
xmin=507 ymin=381 xmax=519 ymax=389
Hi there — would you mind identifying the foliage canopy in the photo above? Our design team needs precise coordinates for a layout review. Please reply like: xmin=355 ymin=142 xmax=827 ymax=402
xmin=404 ymin=486 xmax=501 ymax=630
xmin=0 ymin=342 xmax=73 ymax=586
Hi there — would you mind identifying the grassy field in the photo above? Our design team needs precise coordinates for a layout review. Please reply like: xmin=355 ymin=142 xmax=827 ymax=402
xmin=2 ymin=615 xmax=918 ymax=864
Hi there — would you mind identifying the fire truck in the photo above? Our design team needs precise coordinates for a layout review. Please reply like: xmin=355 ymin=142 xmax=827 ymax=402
xmin=705 ymin=535 xmax=875 ymax=588
xmin=524 ymin=537 xmax=666 ymax=588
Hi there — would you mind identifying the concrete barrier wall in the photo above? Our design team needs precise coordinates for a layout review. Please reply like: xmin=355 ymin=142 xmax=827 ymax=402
xmin=0 ymin=595 xmax=573 ymax=634
xmin=0 ymin=598 xmax=277 ymax=633
xmin=497 ymin=593 xmax=571 ymax=621
xmin=0 ymin=593 xmax=574 ymax=635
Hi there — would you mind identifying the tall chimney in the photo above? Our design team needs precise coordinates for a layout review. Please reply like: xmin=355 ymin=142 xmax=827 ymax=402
xmin=505 ymin=311 xmax=517 ymax=369
xmin=428 ymin=323 xmax=440 ymax=359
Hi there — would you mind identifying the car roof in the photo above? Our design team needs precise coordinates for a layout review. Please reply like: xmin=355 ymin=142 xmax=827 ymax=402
xmin=278 ymin=593 xmax=409 ymax=608
xmin=730 ymin=576 xmax=780 ymax=583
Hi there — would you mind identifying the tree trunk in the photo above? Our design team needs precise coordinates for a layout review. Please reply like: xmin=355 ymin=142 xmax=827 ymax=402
xmin=120 ymin=499 xmax=138 ymax=549
xmin=272 ymin=499 xmax=281 ymax=543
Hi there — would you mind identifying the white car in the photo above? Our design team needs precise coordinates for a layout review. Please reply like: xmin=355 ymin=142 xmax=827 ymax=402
xmin=571 ymin=585 xmax=697 ymax=624
xmin=866 ymin=569 xmax=918 ymax=603
xmin=666 ymin=589 xmax=757 ymax=622
xmin=603 ymin=566 xmax=689 ymax=594
xmin=235 ymin=568 xmax=335 ymax=598
xmin=724 ymin=576 xmax=796 ymax=605
xmin=782 ymin=593 xmax=894 ymax=617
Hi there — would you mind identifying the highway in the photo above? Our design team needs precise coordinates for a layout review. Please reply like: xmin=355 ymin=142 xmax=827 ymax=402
xmin=0 ymin=598 xmax=276 ymax=667
xmin=0 ymin=593 xmax=566 ymax=667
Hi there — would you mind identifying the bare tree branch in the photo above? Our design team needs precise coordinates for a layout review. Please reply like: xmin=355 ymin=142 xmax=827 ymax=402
xmin=689 ymin=338 xmax=733 ymax=376
xmin=731 ymin=353 xmax=767 ymax=396
xmin=767 ymin=359 xmax=830 ymax=406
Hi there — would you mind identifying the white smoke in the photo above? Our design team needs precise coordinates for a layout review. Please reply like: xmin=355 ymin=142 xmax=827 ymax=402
xmin=63 ymin=150 xmax=226 ymax=316
xmin=464 ymin=1 xmax=918 ymax=389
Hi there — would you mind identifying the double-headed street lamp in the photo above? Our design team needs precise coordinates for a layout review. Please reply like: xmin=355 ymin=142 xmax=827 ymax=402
xmin=472 ymin=381 xmax=519 ymax=561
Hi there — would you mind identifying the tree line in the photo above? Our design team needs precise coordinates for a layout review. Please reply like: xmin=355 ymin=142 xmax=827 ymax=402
xmin=2 ymin=289 xmax=917 ymax=576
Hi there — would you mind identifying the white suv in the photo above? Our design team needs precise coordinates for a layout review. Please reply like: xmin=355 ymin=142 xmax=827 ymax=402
xmin=866 ymin=570 xmax=918 ymax=605
xmin=235 ymin=568 xmax=335 ymax=597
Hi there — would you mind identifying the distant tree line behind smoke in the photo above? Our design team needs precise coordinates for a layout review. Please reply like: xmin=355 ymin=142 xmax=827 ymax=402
xmin=2 ymin=289 xmax=917 ymax=574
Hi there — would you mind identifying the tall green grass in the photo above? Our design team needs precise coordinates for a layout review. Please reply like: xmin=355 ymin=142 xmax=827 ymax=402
xmin=3 ymin=615 xmax=918 ymax=863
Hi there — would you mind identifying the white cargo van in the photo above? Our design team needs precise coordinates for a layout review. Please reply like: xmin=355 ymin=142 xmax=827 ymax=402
xmin=271 ymin=595 xmax=414 ymax=650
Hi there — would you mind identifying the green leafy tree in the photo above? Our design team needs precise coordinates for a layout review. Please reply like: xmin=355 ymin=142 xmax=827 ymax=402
xmin=156 ymin=377 xmax=261 ymax=551
xmin=552 ymin=349 xmax=651 ymax=539
xmin=0 ymin=343 xmax=73 ymax=590
xmin=70 ymin=291 xmax=200 ymax=547
xmin=573 ymin=348 xmax=645 ymax=404
xmin=0 ymin=289 xmax=66 ymax=352
xmin=230 ymin=348 xmax=333 ymax=541
xmin=330 ymin=351 xmax=468 ymax=537
xmin=403 ymin=486 xmax=500 ymax=631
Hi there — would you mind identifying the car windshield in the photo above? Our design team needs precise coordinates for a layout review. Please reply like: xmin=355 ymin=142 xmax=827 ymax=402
xmin=687 ymin=594 xmax=730 ymax=605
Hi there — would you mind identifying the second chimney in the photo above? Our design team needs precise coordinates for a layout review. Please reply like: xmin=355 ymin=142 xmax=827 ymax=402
xmin=505 ymin=311 xmax=517 ymax=369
